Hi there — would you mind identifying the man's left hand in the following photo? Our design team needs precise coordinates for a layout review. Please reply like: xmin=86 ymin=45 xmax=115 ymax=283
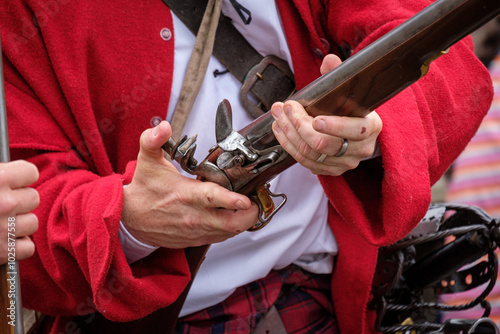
xmin=271 ymin=54 xmax=383 ymax=176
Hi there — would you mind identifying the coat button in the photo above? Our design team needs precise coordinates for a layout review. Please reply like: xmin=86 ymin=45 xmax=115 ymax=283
xmin=160 ymin=28 xmax=172 ymax=41
xmin=312 ymin=47 xmax=324 ymax=59
xmin=150 ymin=116 xmax=162 ymax=127
xmin=320 ymin=38 xmax=331 ymax=53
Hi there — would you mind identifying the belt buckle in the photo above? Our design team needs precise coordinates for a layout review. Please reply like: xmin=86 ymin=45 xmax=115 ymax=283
xmin=239 ymin=55 xmax=295 ymax=119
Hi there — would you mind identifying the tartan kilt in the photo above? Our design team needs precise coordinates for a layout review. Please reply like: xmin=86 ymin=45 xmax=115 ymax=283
xmin=176 ymin=265 xmax=339 ymax=334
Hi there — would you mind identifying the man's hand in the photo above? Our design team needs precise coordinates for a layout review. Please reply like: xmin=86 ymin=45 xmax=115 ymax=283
xmin=0 ymin=160 xmax=39 ymax=264
xmin=121 ymin=121 xmax=259 ymax=249
xmin=271 ymin=54 xmax=383 ymax=176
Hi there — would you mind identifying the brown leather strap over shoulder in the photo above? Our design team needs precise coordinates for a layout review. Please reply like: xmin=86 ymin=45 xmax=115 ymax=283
xmin=163 ymin=0 xmax=295 ymax=117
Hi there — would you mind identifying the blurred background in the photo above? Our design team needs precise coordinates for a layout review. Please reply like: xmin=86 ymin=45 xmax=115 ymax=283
xmin=432 ymin=14 xmax=500 ymax=325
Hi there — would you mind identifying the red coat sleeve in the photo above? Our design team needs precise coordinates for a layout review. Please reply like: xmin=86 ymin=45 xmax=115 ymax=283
xmin=0 ymin=0 xmax=190 ymax=322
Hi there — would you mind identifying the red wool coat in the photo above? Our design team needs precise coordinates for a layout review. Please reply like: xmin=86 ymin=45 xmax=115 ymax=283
xmin=0 ymin=0 xmax=492 ymax=333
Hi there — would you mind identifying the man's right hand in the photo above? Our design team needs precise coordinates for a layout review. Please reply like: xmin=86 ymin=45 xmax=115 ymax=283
xmin=121 ymin=121 xmax=259 ymax=249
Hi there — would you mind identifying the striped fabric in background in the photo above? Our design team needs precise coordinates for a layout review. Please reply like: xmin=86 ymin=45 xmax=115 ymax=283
xmin=447 ymin=55 xmax=500 ymax=217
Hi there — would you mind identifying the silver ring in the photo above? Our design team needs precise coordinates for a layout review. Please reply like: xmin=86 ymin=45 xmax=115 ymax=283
xmin=333 ymin=138 xmax=348 ymax=157
xmin=316 ymin=153 xmax=328 ymax=163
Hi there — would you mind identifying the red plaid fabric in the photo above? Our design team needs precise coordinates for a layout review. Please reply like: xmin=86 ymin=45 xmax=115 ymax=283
xmin=176 ymin=265 xmax=338 ymax=333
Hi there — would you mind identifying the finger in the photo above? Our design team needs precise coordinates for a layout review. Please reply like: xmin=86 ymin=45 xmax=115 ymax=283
xmin=0 ymin=187 xmax=39 ymax=217
xmin=318 ymin=139 xmax=378 ymax=163
xmin=310 ymin=158 xmax=360 ymax=176
xmin=272 ymin=102 xmax=380 ymax=167
xmin=320 ymin=54 xmax=342 ymax=75
xmin=166 ymin=194 xmax=258 ymax=246
xmin=10 ymin=213 xmax=38 ymax=237
xmin=274 ymin=101 xmax=349 ymax=160
xmin=138 ymin=121 xmax=173 ymax=164
xmin=217 ymin=202 xmax=260 ymax=235
xmin=0 ymin=160 xmax=39 ymax=189
xmin=312 ymin=111 xmax=382 ymax=141
xmin=193 ymin=181 xmax=253 ymax=211
xmin=271 ymin=102 xmax=316 ymax=164
xmin=12 ymin=187 xmax=40 ymax=214
xmin=15 ymin=236 xmax=36 ymax=261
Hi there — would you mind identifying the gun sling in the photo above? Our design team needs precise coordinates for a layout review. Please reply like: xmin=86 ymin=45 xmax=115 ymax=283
xmin=163 ymin=0 xmax=296 ymax=119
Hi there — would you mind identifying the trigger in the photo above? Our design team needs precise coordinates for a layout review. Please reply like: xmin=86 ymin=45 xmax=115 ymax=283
xmin=257 ymin=184 xmax=275 ymax=218
xmin=248 ymin=183 xmax=287 ymax=231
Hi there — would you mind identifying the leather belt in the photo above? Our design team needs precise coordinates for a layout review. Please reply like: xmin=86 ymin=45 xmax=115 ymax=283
xmin=162 ymin=0 xmax=296 ymax=118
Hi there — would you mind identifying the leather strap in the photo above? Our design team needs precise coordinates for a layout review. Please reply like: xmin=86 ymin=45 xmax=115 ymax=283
xmin=162 ymin=0 xmax=295 ymax=117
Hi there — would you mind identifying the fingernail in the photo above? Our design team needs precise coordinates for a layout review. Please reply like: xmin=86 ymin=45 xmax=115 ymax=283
xmin=271 ymin=105 xmax=282 ymax=119
xmin=284 ymin=105 xmax=293 ymax=118
xmin=314 ymin=119 xmax=326 ymax=132
xmin=153 ymin=124 xmax=159 ymax=136
xmin=236 ymin=200 xmax=247 ymax=210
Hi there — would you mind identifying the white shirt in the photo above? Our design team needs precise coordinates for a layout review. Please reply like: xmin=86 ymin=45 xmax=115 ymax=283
xmin=119 ymin=0 xmax=338 ymax=317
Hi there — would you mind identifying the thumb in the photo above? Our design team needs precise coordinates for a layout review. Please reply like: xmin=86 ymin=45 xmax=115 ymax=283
xmin=138 ymin=121 xmax=173 ymax=164
xmin=320 ymin=54 xmax=342 ymax=75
